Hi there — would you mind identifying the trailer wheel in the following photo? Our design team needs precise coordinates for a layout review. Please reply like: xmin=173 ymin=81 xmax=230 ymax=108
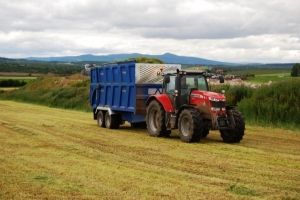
xmin=97 ymin=111 xmax=106 ymax=127
xmin=220 ymin=110 xmax=245 ymax=143
xmin=178 ymin=109 xmax=203 ymax=143
xmin=105 ymin=112 xmax=120 ymax=129
xmin=146 ymin=100 xmax=168 ymax=137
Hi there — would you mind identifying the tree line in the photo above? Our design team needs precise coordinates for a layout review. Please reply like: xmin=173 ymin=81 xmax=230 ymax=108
xmin=0 ymin=79 xmax=27 ymax=87
xmin=0 ymin=59 xmax=84 ymax=76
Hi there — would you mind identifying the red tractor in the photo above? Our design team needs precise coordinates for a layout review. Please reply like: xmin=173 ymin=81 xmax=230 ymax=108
xmin=146 ymin=69 xmax=245 ymax=143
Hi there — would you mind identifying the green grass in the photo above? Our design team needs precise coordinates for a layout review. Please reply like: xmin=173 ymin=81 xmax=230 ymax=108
xmin=245 ymin=76 xmax=294 ymax=83
xmin=0 ymin=101 xmax=299 ymax=199
xmin=237 ymin=79 xmax=300 ymax=131
xmin=0 ymin=76 xmax=37 ymax=79
xmin=0 ymin=75 xmax=90 ymax=111
xmin=0 ymin=76 xmax=37 ymax=83
xmin=226 ymin=184 xmax=258 ymax=196
xmin=255 ymin=73 xmax=290 ymax=77
xmin=231 ymin=69 xmax=290 ymax=75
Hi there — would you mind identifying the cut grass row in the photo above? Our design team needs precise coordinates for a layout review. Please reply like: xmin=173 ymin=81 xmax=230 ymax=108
xmin=0 ymin=100 xmax=299 ymax=199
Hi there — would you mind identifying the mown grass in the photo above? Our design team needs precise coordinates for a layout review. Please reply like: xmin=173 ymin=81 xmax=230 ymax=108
xmin=0 ymin=101 xmax=299 ymax=199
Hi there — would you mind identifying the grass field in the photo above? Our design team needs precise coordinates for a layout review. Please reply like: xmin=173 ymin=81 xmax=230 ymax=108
xmin=228 ymin=70 xmax=294 ymax=83
xmin=231 ymin=70 xmax=290 ymax=76
xmin=0 ymin=101 xmax=299 ymax=199
xmin=245 ymin=76 xmax=295 ymax=83
xmin=0 ymin=76 xmax=37 ymax=83
xmin=0 ymin=76 xmax=37 ymax=79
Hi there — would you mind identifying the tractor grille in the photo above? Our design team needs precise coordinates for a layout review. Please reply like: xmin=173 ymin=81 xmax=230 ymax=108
xmin=210 ymin=101 xmax=225 ymax=109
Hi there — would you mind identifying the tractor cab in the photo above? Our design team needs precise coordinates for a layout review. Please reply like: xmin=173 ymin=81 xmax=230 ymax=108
xmin=162 ymin=70 xmax=222 ymax=112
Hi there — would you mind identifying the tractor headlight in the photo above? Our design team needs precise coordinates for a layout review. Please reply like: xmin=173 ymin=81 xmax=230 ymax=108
xmin=211 ymin=107 xmax=220 ymax=111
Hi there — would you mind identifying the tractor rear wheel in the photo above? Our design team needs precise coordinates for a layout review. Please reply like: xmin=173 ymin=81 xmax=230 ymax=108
xmin=146 ymin=100 xmax=168 ymax=137
xmin=105 ymin=112 xmax=120 ymax=129
xmin=220 ymin=110 xmax=245 ymax=143
xmin=97 ymin=110 xmax=106 ymax=127
xmin=178 ymin=108 xmax=203 ymax=143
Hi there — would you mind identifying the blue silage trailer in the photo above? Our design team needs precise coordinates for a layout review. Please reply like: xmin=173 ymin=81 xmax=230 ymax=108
xmin=90 ymin=61 xmax=181 ymax=129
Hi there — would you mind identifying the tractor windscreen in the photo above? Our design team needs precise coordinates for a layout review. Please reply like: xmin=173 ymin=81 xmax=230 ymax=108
xmin=184 ymin=76 xmax=208 ymax=91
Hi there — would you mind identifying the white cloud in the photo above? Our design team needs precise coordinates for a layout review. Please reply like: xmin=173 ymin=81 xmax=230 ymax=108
xmin=0 ymin=0 xmax=300 ymax=63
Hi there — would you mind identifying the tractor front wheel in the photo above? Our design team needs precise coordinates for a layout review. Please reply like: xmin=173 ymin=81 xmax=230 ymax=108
xmin=220 ymin=110 xmax=245 ymax=143
xmin=178 ymin=109 xmax=203 ymax=143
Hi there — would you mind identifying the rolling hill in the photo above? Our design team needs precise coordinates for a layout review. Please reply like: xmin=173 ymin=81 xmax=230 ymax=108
xmin=26 ymin=53 xmax=231 ymax=65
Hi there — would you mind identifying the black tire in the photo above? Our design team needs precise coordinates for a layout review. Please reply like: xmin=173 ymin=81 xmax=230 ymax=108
xmin=105 ymin=112 xmax=120 ymax=129
xmin=178 ymin=108 xmax=203 ymax=143
xmin=97 ymin=111 xmax=106 ymax=127
xmin=202 ymin=128 xmax=209 ymax=138
xmin=146 ymin=100 xmax=168 ymax=137
xmin=220 ymin=110 xmax=245 ymax=143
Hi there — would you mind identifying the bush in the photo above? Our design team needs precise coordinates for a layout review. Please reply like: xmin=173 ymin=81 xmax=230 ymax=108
xmin=0 ymin=79 xmax=27 ymax=87
xmin=225 ymin=85 xmax=254 ymax=105
xmin=291 ymin=63 xmax=300 ymax=77
xmin=238 ymin=79 xmax=300 ymax=129
xmin=211 ymin=84 xmax=254 ymax=105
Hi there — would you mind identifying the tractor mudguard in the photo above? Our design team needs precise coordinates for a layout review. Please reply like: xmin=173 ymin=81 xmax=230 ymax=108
xmin=146 ymin=94 xmax=174 ymax=113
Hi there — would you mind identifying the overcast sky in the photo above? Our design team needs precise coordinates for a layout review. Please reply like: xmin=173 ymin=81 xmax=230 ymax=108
xmin=1 ymin=0 xmax=300 ymax=63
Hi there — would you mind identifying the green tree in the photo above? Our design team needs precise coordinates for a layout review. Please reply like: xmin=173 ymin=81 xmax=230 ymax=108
xmin=291 ymin=63 xmax=300 ymax=77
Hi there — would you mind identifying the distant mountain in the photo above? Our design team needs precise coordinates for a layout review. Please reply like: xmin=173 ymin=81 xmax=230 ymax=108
xmin=26 ymin=53 xmax=231 ymax=65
